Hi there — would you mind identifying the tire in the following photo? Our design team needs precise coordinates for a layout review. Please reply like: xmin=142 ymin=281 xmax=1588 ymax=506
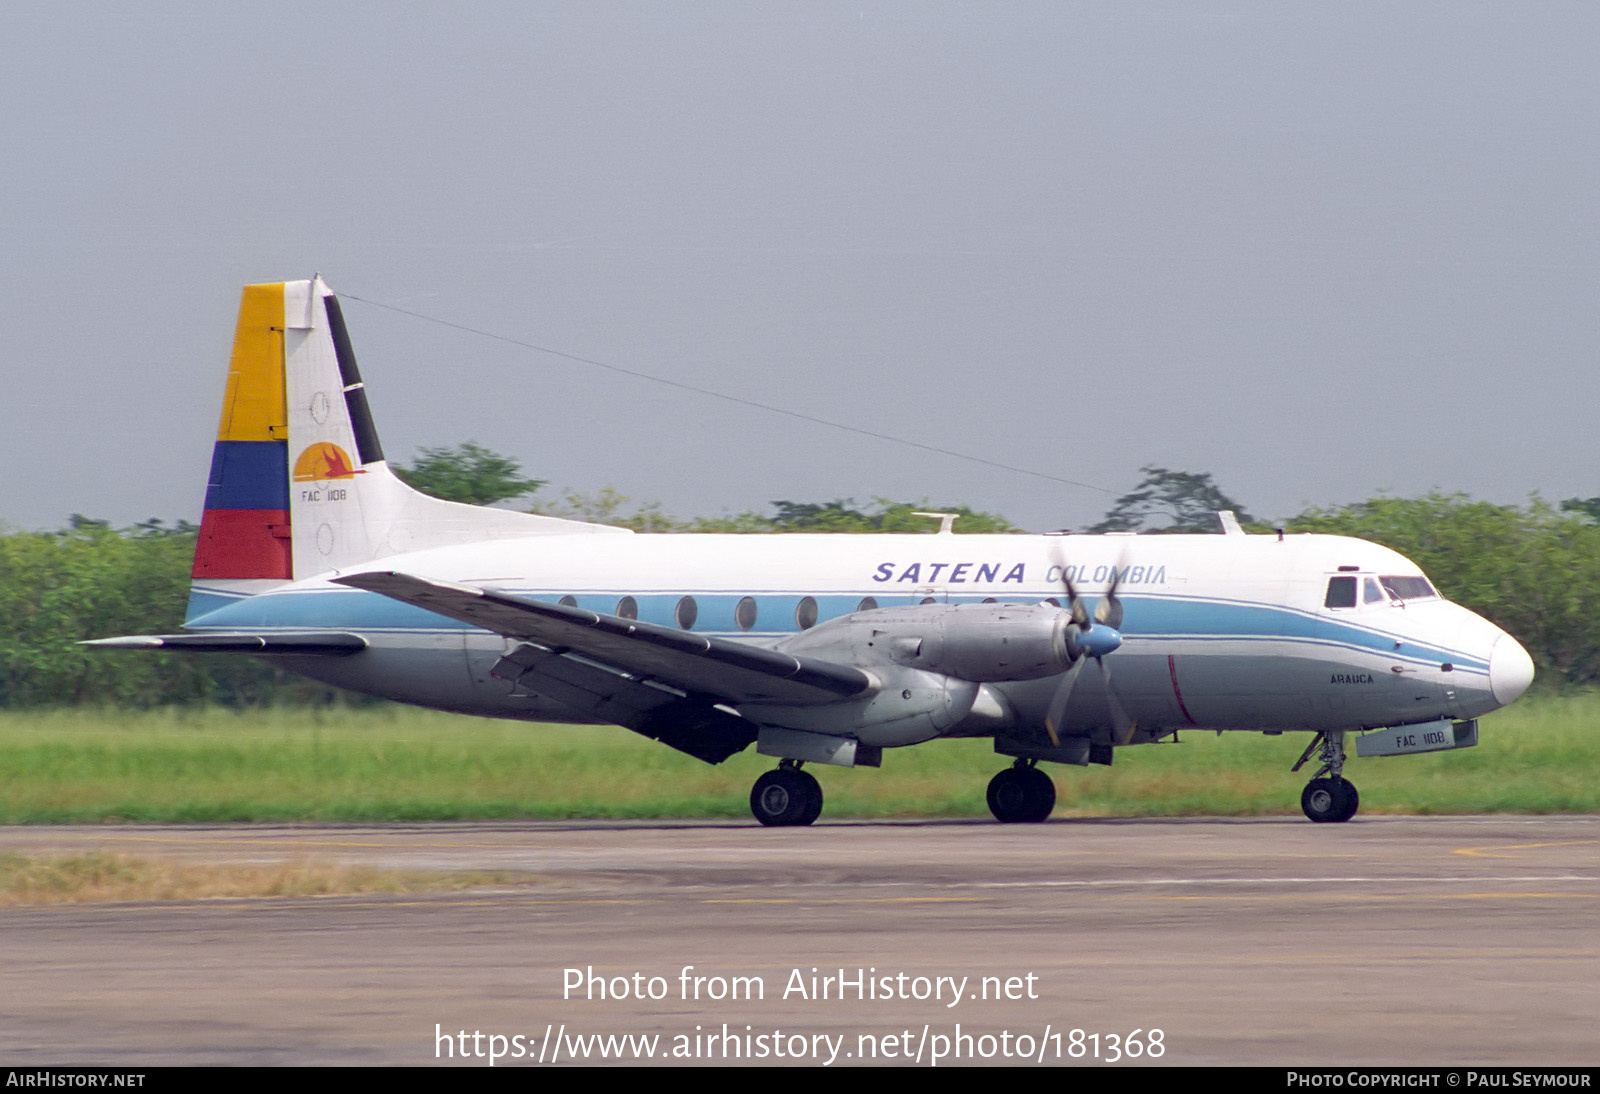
xmin=988 ymin=767 xmax=1055 ymax=823
xmin=1021 ymin=766 xmax=1057 ymax=822
xmin=987 ymin=768 xmax=1028 ymax=822
xmin=795 ymin=770 xmax=824 ymax=826
xmin=1332 ymin=777 xmax=1359 ymax=822
xmin=1302 ymin=777 xmax=1356 ymax=823
xmin=751 ymin=768 xmax=820 ymax=827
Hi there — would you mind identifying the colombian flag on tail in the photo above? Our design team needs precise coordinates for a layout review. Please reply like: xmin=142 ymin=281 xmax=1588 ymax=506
xmin=194 ymin=282 xmax=292 ymax=582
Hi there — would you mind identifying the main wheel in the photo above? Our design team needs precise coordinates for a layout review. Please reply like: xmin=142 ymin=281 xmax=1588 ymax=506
xmin=751 ymin=768 xmax=822 ymax=827
xmin=987 ymin=766 xmax=1056 ymax=823
xmin=1302 ymin=777 xmax=1357 ymax=823
xmin=1332 ymin=777 xmax=1359 ymax=822
xmin=987 ymin=768 xmax=1027 ymax=822
xmin=1020 ymin=766 xmax=1056 ymax=822
xmin=795 ymin=769 xmax=824 ymax=826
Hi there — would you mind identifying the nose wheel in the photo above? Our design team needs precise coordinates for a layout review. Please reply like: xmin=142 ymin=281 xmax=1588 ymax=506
xmin=750 ymin=763 xmax=823 ymax=827
xmin=987 ymin=761 xmax=1056 ymax=823
xmin=1301 ymin=777 xmax=1359 ymax=823
xmin=1294 ymin=730 xmax=1360 ymax=823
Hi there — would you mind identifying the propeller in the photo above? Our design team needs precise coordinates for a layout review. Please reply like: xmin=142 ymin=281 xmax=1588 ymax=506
xmin=1042 ymin=547 xmax=1134 ymax=747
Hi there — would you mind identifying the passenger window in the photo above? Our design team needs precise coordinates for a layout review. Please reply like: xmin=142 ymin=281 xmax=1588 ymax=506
xmin=736 ymin=596 xmax=758 ymax=631
xmin=675 ymin=596 xmax=698 ymax=630
xmin=1324 ymin=576 xmax=1357 ymax=609
xmin=796 ymin=596 xmax=818 ymax=630
xmin=855 ymin=597 xmax=878 ymax=612
xmin=616 ymin=596 xmax=638 ymax=620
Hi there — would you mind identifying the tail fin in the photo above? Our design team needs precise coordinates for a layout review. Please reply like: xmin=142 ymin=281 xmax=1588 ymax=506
xmin=189 ymin=277 xmax=622 ymax=622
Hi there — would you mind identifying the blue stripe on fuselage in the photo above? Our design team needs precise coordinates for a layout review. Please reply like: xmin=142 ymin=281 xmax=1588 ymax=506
xmin=184 ymin=587 xmax=1489 ymax=674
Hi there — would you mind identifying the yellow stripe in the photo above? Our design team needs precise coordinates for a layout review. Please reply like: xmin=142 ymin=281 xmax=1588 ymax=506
xmin=215 ymin=282 xmax=287 ymax=442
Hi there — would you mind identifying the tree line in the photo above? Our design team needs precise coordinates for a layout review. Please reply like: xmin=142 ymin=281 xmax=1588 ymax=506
xmin=3 ymin=451 xmax=1594 ymax=707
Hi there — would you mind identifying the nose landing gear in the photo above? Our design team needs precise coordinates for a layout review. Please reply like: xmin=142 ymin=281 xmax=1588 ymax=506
xmin=1294 ymin=730 xmax=1359 ymax=823
xmin=750 ymin=761 xmax=823 ymax=827
xmin=1301 ymin=776 xmax=1359 ymax=823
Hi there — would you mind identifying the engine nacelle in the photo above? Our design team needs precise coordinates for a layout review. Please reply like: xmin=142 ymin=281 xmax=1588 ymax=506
xmin=781 ymin=601 xmax=1071 ymax=683
xmin=741 ymin=667 xmax=978 ymax=747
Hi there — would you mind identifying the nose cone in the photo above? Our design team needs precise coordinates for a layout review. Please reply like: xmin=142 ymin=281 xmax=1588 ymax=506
xmin=1489 ymin=633 xmax=1535 ymax=707
xmin=1075 ymin=624 xmax=1122 ymax=659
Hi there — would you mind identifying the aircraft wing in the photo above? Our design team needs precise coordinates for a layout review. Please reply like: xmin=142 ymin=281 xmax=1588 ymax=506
xmin=334 ymin=571 xmax=876 ymax=763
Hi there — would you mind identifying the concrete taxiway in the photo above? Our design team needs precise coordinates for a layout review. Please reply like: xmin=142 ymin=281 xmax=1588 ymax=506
xmin=1 ymin=816 xmax=1595 ymax=1066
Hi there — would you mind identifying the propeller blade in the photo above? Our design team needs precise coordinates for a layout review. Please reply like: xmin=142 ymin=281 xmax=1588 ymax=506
xmin=1050 ymin=545 xmax=1090 ymax=628
xmin=1096 ymin=657 xmax=1137 ymax=745
xmin=1044 ymin=541 xmax=1133 ymax=747
xmin=1042 ymin=658 xmax=1086 ymax=746
xmin=1093 ymin=550 xmax=1127 ymax=629
xmin=1093 ymin=592 xmax=1121 ymax=629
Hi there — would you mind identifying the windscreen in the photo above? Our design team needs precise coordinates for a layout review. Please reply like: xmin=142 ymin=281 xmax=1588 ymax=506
xmin=1380 ymin=575 xmax=1437 ymax=601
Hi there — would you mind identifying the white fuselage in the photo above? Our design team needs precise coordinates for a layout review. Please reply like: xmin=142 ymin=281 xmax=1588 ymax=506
xmin=187 ymin=530 xmax=1532 ymax=747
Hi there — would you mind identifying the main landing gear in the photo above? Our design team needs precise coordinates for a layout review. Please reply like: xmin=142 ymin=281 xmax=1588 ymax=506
xmin=986 ymin=760 xmax=1057 ymax=824
xmin=1294 ymin=730 xmax=1360 ymax=823
xmin=750 ymin=761 xmax=823 ymax=827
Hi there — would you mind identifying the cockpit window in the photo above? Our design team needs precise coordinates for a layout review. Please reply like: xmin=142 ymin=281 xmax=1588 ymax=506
xmin=1363 ymin=578 xmax=1385 ymax=604
xmin=1324 ymin=576 xmax=1357 ymax=609
xmin=1380 ymin=575 xmax=1437 ymax=601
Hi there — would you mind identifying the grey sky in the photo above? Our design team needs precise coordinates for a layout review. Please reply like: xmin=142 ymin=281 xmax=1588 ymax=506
xmin=4 ymin=2 xmax=1596 ymax=534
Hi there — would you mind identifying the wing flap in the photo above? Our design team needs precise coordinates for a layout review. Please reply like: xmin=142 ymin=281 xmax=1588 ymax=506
xmin=494 ymin=640 xmax=755 ymax=763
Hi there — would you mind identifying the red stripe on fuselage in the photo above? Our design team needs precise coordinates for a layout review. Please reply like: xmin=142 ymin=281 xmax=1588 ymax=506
xmin=1167 ymin=654 xmax=1198 ymax=725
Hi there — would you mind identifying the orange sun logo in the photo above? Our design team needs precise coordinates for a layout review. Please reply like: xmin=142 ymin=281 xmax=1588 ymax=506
xmin=292 ymin=442 xmax=362 ymax=482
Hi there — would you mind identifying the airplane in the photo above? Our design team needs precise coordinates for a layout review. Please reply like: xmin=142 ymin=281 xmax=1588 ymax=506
xmin=89 ymin=277 xmax=1536 ymax=826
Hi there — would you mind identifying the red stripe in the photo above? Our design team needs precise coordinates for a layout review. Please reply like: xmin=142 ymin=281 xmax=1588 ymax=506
xmin=192 ymin=508 xmax=292 ymax=579
xmin=1167 ymin=654 xmax=1197 ymax=725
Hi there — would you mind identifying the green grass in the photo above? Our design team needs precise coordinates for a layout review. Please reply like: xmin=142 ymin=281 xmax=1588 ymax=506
xmin=0 ymin=691 xmax=1594 ymax=823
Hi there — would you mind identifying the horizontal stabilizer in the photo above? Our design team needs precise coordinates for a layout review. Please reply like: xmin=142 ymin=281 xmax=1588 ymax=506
xmin=334 ymin=571 xmax=874 ymax=706
xmin=82 ymin=632 xmax=369 ymax=655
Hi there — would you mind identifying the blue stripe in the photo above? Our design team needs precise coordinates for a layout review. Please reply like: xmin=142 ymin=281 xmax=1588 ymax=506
xmin=203 ymin=441 xmax=289 ymax=510
xmin=192 ymin=590 xmax=909 ymax=634
xmin=186 ymin=587 xmax=1488 ymax=673
xmin=1130 ymin=594 xmax=1487 ymax=671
